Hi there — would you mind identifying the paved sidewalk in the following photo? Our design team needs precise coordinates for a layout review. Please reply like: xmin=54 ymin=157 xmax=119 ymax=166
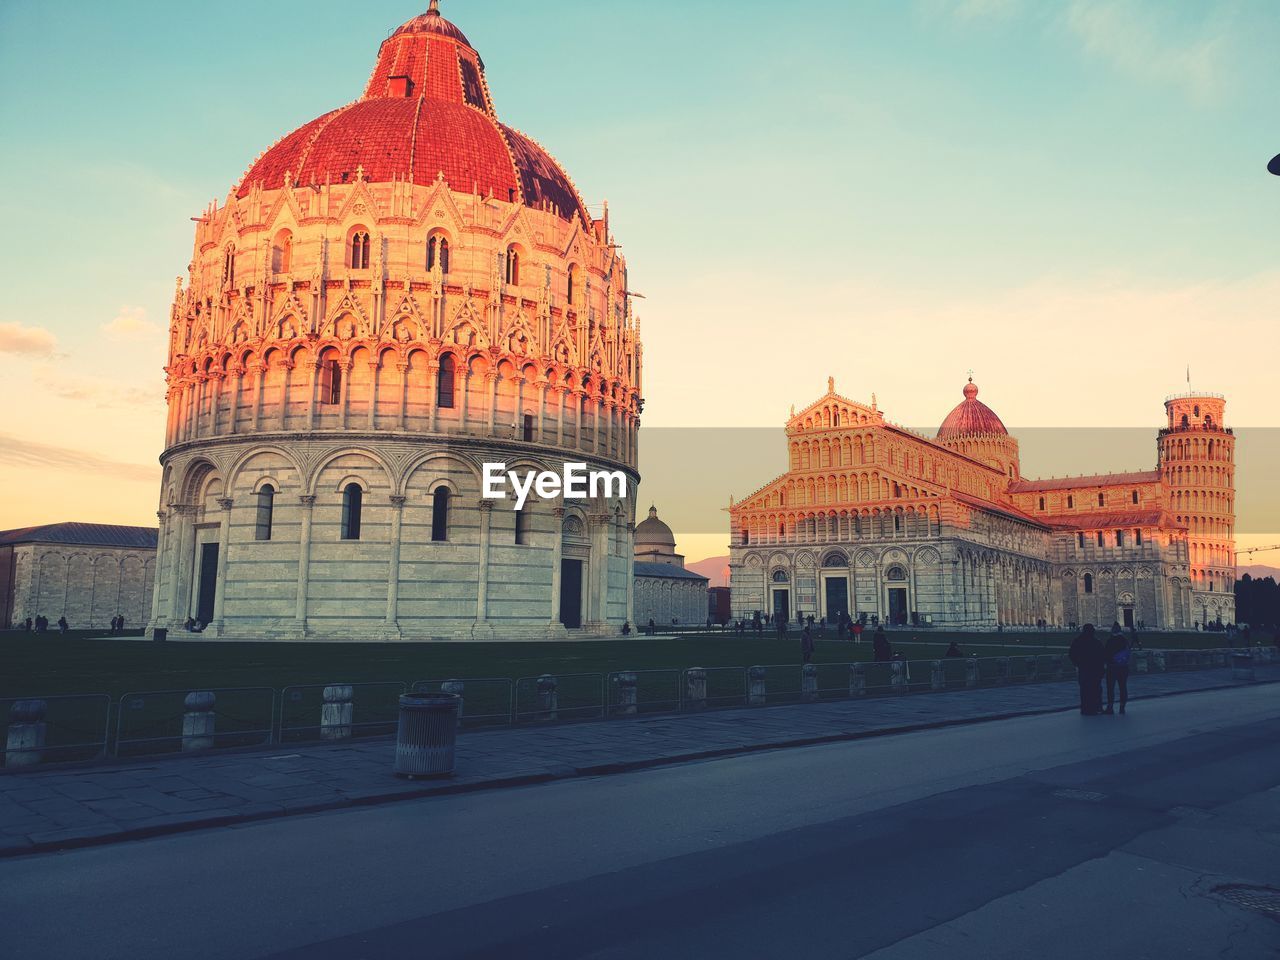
xmin=2 ymin=665 xmax=1276 ymax=858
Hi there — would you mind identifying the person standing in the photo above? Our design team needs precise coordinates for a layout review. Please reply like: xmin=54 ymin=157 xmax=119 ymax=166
xmin=800 ymin=624 xmax=814 ymax=664
xmin=1068 ymin=623 xmax=1105 ymax=715
xmin=873 ymin=627 xmax=892 ymax=663
xmin=57 ymin=616 xmax=68 ymax=634
xmin=1104 ymin=624 xmax=1131 ymax=715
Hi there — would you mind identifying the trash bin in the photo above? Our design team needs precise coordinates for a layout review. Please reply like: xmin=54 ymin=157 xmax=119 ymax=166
xmin=394 ymin=692 xmax=461 ymax=779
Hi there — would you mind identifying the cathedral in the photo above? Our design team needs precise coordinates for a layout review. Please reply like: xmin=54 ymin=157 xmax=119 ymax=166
xmin=729 ymin=379 xmax=1236 ymax=631
xmin=147 ymin=2 xmax=643 ymax=641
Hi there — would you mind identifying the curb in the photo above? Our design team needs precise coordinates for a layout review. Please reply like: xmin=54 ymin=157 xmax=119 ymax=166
xmin=3 ymin=674 xmax=1275 ymax=860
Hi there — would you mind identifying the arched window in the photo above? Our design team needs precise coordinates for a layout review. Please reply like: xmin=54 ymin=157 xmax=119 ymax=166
xmin=341 ymin=484 xmax=363 ymax=541
xmin=320 ymin=359 xmax=342 ymax=405
xmin=272 ymin=233 xmax=293 ymax=274
xmin=505 ymin=246 xmax=520 ymax=285
xmin=514 ymin=507 xmax=529 ymax=545
xmin=1131 ymin=490 xmax=1139 ymax=504
xmin=1181 ymin=414 xmax=1189 ymax=428
xmin=1038 ymin=497 xmax=1046 ymax=511
xmin=1097 ymin=492 xmax=1105 ymax=507
xmin=1077 ymin=532 xmax=1085 ymax=549
xmin=431 ymin=487 xmax=450 ymax=542
xmin=223 ymin=245 xmax=236 ymax=287
xmin=1083 ymin=573 xmax=1094 ymax=594
xmin=741 ymin=529 xmax=749 ymax=546
xmin=886 ymin=566 xmax=907 ymax=582
xmin=437 ymin=354 xmax=456 ymax=409
xmin=350 ymin=232 xmax=370 ymax=270
xmin=255 ymin=485 xmax=275 ymax=541
xmin=427 ymin=235 xmax=450 ymax=274
xmin=771 ymin=570 xmax=789 ymax=583
xmin=523 ymin=414 xmax=535 ymax=442
xmin=566 ymin=264 xmax=577 ymax=305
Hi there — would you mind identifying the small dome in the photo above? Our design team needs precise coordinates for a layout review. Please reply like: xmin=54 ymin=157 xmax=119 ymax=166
xmin=938 ymin=378 xmax=1008 ymax=439
xmin=634 ymin=506 xmax=676 ymax=549
xmin=390 ymin=0 xmax=471 ymax=45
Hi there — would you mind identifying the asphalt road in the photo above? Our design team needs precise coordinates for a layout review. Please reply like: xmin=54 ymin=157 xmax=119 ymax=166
xmin=3 ymin=685 xmax=1279 ymax=959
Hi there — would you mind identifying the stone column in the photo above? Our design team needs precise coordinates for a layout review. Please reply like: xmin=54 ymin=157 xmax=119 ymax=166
xmin=294 ymin=495 xmax=316 ymax=632
xmin=250 ymin=361 xmax=264 ymax=432
xmin=460 ymin=370 xmax=472 ymax=430
xmin=473 ymin=500 xmax=494 ymax=638
xmin=486 ymin=372 xmax=500 ymax=436
xmin=383 ymin=496 xmax=405 ymax=638
xmin=536 ymin=380 xmax=548 ymax=442
xmin=211 ymin=498 xmax=233 ymax=634
xmin=366 ymin=359 xmax=379 ymax=430
xmin=401 ymin=361 xmax=413 ymax=431
xmin=513 ymin=376 xmax=526 ymax=437
xmin=590 ymin=512 xmax=610 ymax=628
xmin=303 ymin=360 xmax=317 ymax=430
xmin=192 ymin=376 xmax=206 ymax=440
xmin=167 ymin=506 xmax=195 ymax=624
xmin=338 ymin=360 xmax=353 ymax=430
xmin=228 ymin=369 xmax=242 ymax=436
xmin=549 ymin=507 xmax=564 ymax=627
xmin=556 ymin=388 xmax=566 ymax=446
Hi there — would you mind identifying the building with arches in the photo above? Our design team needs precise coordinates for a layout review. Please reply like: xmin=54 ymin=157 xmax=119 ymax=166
xmin=148 ymin=3 xmax=643 ymax=641
xmin=729 ymin=379 xmax=1234 ymax=630
xmin=0 ymin=524 xmax=157 ymax=631
xmin=633 ymin=507 xmax=709 ymax=629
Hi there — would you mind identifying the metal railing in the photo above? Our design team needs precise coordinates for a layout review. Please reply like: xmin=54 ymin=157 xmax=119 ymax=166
xmin=606 ymin=670 xmax=682 ymax=716
xmin=279 ymin=682 xmax=407 ymax=743
xmin=1 ymin=695 xmax=111 ymax=768
xmin=515 ymin=673 xmax=605 ymax=723
xmin=2 ymin=645 xmax=1271 ymax=772
xmin=115 ymin=687 xmax=276 ymax=759
xmin=689 ymin=666 xmax=748 ymax=709
xmin=412 ymin=678 xmax=514 ymax=728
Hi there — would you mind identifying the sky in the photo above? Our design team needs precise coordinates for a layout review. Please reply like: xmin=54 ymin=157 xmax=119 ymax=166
xmin=0 ymin=0 xmax=1277 ymax=564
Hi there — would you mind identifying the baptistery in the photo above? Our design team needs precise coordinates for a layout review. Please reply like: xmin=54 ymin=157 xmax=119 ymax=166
xmin=147 ymin=1 xmax=643 ymax=640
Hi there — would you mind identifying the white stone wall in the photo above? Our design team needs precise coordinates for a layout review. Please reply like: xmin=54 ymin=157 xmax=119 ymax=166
xmin=151 ymin=438 xmax=636 ymax=640
xmin=633 ymin=576 xmax=707 ymax=628
xmin=10 ymin=544 xmax=155 ymax=630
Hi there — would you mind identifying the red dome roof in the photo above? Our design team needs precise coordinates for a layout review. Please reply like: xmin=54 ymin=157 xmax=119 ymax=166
xmin=235 ymin=2 xmax=589 ymax=223
xmin=938 ymin=379 xmax=1008 ymax=439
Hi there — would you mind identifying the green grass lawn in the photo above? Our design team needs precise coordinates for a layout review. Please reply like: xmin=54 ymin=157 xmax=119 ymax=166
xmin=0 ymin=628 xmax=1255 ymax=700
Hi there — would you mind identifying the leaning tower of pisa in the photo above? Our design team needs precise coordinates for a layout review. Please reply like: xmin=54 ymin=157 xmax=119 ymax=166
xmin=1159 ymin=392 xmax=1236 ymax=627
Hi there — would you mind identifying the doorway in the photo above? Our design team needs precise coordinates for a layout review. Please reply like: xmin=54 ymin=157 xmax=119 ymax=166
xmin=771 ymin=589 xmax=790 ymax=625
xmin=195 ymin=543 xmax=219 ymax=626
xmin=560 ymin=559 xmax=583 ymax=629
xmin=888 ymin=587 xmax=908 ymax=626
xmin=1122 ymin=607 xmax=1134 ymax=629
xmin=824 ymin=577 xmax=849 ymax=623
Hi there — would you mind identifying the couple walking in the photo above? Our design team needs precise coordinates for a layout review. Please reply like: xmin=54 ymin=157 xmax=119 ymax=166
xmin=1069 ymin=623 xmax=1131 ymax=715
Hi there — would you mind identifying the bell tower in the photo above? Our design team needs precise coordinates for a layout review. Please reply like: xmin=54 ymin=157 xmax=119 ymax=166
xmin=1159 ymin=392 xmax=1236 ymax=626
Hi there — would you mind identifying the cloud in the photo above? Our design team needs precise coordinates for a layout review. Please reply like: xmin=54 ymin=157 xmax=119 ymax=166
xmin=102 ymin=306 xmax=162 ymax=341
xmin=34 ymin=366 xmax=162 ymax=409
xmin=0 ymin=321 xmax=58 ymax=357
xmin=1064 ymin=1 xmax=1230 ymax=102
xmin=0 ymin=434 xmax=157 ymax=484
